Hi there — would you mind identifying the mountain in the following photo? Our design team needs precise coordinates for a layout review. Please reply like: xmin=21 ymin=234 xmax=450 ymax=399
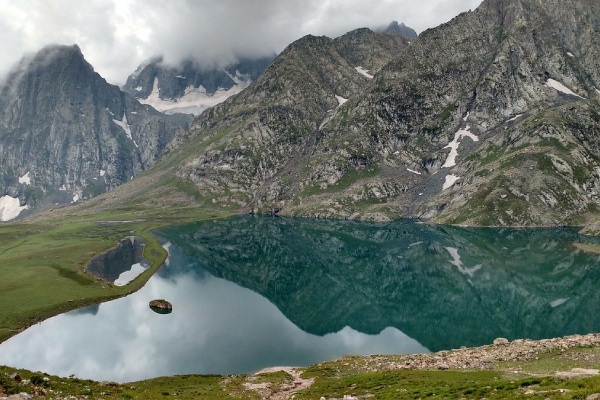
xmin=0 ymin=44 xmax=185 ymax=220
xmin=63 ymin=27 xmax=407 ymax=217
xmin=122 ymin=55 xmax=275 ymax=115
xmin=79 ymin=0 xmax=600 ymax=228
xmin=377 ymin=21 xmax=418 ymax=38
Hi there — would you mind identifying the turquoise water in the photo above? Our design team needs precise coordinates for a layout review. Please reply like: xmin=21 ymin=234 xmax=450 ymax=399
xmin=0 ymin=216 xmax=599 ymax=382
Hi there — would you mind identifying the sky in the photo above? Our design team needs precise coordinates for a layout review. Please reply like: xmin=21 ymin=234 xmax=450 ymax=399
xmin=0 ymin=0 xmax=483 ymax=86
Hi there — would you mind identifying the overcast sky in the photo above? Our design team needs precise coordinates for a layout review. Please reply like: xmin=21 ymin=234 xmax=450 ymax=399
xmin=0 ymin=0 xmax=483 ymax=86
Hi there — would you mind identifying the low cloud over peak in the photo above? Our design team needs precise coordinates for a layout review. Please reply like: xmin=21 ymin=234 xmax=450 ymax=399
xmin=0 ymin=0 xmax=483 ymax=85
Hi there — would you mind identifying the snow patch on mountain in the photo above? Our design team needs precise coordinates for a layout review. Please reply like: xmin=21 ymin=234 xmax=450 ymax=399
xmin=442 ymin=126 xmax=479 ymax=168
xmin=112 ymin=114 xmax=137 ymax=147
xmin=139 ymin=76 xmax=251 ymax=115
xmin=0 ymin=195 xmax=28 ymax=221
xmin=508 ymin=114 xmax=523 ymax=122
xmin=355 ymin=66 xmax=374 ymax=79
xmin=443 ymin=174 xmax=460 ymax=190
xmin=335 ymin=95 xmax=348 ymax=106
xmin=545 ymin=79 xmax=584 ymax=98
xmin=19 ymin=172 xmax=31 ymax=185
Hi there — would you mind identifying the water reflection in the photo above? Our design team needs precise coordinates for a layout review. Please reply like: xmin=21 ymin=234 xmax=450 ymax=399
xmin=86 ymin=236 xmax=148 ymax=283
xmin=1 ymin=216 xmax=600 ymax=383
xmin=159 ymin=216 xmax=600 ymax=351
xmin=0 ymin=241 xmax=426 ymax=382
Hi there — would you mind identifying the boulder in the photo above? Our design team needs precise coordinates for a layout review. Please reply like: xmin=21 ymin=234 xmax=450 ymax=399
xmin=149 ymin=299 xmax=173 ymax=314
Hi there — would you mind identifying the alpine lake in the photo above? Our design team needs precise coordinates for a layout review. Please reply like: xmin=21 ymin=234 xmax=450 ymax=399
xmin=1 ymin=216 xmax=600 ymax=383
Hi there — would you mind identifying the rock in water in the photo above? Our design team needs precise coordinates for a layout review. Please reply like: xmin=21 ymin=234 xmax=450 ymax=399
xmin=149 ymin=299 xmax=173 ymax=314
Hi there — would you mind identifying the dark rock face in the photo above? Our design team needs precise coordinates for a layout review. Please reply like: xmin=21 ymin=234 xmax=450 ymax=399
xmin=122 ymin=55 xmax=275 ymax=115
xmin=334 ymin=27 xmax=410 ymax=74
xmin=379 ymin=21 xmax=418 ymax=38
xmin=86 ymin=236 xmax=147 ymax=282
xmin=155 ymin=0 xmax=600 ymax=226
xmin=0 ymin=44 xmax=185 ymax=216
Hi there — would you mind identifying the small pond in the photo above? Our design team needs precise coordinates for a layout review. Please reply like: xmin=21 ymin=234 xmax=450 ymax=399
xmin=1 ymin=216 xmax=599 ymax=383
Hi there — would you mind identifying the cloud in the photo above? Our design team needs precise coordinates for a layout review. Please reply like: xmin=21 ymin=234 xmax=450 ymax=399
xmin=0 ymin=0 xmax=483 ymax=85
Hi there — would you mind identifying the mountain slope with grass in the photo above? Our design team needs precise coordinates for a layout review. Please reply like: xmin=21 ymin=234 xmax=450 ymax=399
xmin=29 ymin=1 xmax=600 ymax=229
xmin=101 ymin=0 xmax=600 ymax=227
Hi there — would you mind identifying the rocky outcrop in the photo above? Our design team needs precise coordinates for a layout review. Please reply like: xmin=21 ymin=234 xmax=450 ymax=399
xmin=0 ymin=44 xmax=185 ymax=218
xmin=379 ymin=21 xmax=418 ymax=38
xmin=365 ymin=333 xmax=600 ymax=372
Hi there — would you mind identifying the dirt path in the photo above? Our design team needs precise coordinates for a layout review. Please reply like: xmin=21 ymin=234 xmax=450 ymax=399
xmin=244 ymin=366 xmax=314 ymax=400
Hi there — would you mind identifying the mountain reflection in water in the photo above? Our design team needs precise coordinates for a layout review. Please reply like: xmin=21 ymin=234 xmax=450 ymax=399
xmin=160 ymin=216 xmax=600 ymax=351
xmin=0 ymin=216 xmax=599 ymax=382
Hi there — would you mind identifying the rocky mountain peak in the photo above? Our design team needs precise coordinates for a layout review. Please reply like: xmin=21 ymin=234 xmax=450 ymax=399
xmin=71 ymin=2 xmax=600 ymax=229
xmin=0 ymin=44 xmax=185 ymax=220
xmin=382 ymin=21 xmax=418 ymax=38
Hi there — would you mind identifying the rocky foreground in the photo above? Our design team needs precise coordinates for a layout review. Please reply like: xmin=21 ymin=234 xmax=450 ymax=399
xmin=3 ymin=333 xmax=600 ymax=399
xmin=366 ymin=334 xmax=600 ymax=372
xmin=241 ymin=333 xmax=600 ymax=400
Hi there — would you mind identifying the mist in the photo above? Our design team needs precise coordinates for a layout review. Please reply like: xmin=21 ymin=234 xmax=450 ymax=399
xmin=0 ymin=0 xmax=483 ymax=85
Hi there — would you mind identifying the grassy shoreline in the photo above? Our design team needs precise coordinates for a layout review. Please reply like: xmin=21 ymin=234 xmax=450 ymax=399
xmin=0 ymin=205 xmax=231 ymax=345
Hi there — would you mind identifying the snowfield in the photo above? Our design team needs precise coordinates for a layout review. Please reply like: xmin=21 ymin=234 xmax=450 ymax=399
xmin=442 ymin=126 xmax=479 ymax=168
xmin=139 ymin=76 xmax=251 ymax=115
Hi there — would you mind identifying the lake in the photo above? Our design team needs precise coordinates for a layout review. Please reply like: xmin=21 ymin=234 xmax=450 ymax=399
xmin=1 ymin=216 xmax=599 ymax=383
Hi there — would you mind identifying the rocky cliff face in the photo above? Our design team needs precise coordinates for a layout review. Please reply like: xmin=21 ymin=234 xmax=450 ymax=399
xmin=0 ymin=44 xmax=185 ymax=219
xmin=122 ymin=55 xmax=275 ymax=115
xmin=152 ymin=0 xmax=600 ymax=227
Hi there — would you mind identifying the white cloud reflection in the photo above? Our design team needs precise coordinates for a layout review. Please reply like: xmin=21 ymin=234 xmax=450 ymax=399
xmin=0 ymin=256 xmax=427 ymax=383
